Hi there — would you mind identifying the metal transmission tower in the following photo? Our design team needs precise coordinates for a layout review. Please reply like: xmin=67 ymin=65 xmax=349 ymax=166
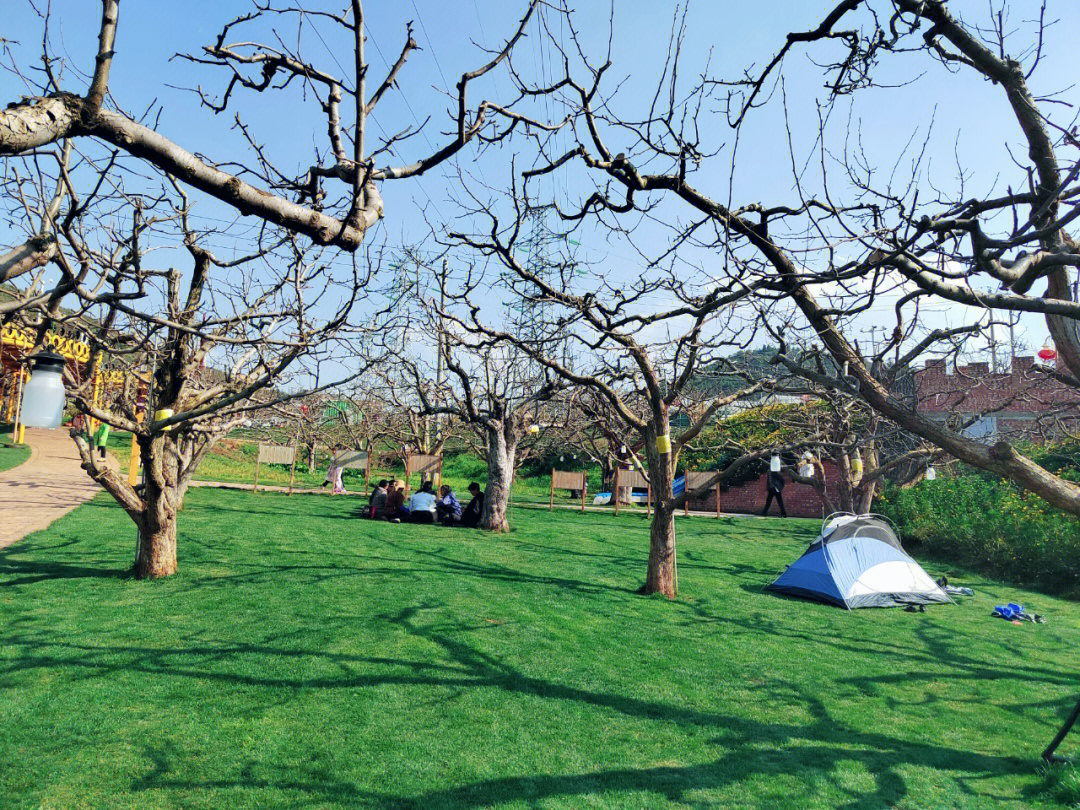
xmin=504 ymin=208 xmax=572 ymax=380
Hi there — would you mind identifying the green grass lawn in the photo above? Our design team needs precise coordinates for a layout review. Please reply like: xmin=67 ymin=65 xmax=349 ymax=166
xmin=2 ymin=490 xmax=1077 ymax=808
xmin=0 ymin=438 xmax=31 ymax=473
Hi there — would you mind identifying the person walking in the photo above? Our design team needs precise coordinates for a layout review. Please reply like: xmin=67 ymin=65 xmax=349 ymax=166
xmin=321 ymin=446 xmax=347 ymax=494
xmin=93 ymin=420 xmax=111 ymax=461
xmin=762 ymin=469 xmax=787 ymax=518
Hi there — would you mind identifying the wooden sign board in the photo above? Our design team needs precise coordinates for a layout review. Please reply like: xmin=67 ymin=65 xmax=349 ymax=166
xmin=684 ymin=470 xmax=722 ymax=517
xmin=613 ymin=467 xmax=650 ymax=516
xmin=254 ymin=443 xmax=298 ymax=495
xmin=550 ymin=469 xmax=587 ymax=513
xmin=407 ymin=453 xmax=442 ymax=475
xmin=404 ymin=453 xmax=443 ymax=493
xmin=258 ymin=444 xmax=296 ymax=465
xmin=334 ymin=450 xmax=369 ymax=470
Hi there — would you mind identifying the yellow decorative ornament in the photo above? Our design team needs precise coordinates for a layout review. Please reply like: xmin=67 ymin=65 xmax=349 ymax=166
xmin=851 ymin=452 xmax=864 ymax=477
xmin=528 ymin=424 xmax=540 ymax=434
xmin=656 ymin=433 xmax=672 ymax=455
xmin=154 ymin=408 xmax=174 ymax=422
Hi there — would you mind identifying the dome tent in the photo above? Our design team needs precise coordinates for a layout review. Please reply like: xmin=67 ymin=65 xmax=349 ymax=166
xmin=766 ymin=514 xmax=951 ymax=609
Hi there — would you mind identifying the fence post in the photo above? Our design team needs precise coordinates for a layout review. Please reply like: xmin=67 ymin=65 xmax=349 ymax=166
xmin=580 ymin=471 xmax=586 ymax=512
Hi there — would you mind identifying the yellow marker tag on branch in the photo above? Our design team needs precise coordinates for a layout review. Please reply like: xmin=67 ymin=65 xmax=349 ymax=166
xmin=656 ymin=433 xmax=672 ymax=455
xmin=154 ymin=409 xmax=174 ymax=422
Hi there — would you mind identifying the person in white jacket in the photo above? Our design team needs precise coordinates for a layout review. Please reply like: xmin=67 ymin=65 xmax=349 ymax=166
xmin=406 ymin=480 xmax=438 ymax=524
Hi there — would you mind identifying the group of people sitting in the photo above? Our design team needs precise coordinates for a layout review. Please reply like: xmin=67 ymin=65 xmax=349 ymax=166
xmin=364 ymin=479 xmax=484 ymax=528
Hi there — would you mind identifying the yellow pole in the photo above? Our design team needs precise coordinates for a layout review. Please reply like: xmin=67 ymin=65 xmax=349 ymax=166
xmin=89 ymin=371 xmax=102 ymax=434
xmin=12 ymin=369 xmax=26 ymax=443
xmin=127 ymin=411 xmax=144 ymax=486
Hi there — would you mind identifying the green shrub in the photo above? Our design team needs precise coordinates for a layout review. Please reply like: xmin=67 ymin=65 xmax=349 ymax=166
xmin=878 ymin=471 xmax=1080 ymax=599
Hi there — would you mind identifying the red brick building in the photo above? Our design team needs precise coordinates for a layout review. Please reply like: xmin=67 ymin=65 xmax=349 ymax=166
xmin=915 ymin=356 xmax=1080 ymax=441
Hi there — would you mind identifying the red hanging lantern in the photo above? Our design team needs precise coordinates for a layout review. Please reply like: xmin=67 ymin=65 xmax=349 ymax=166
xmin=1038 ymin=342 xmax=1058 ymax=362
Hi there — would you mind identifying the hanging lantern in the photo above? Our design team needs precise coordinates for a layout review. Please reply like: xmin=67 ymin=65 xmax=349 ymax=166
xmin=851 ymin=451 xmax=864 ymax=478
xmin=925 ymin=465 xmax=937 ymax=481
xmin=770 ymin=453 xmax=782 ymax=473
xmin=1038 ymin=342 xmax=1058 ymax=362
xmin=559 ymin=455 xmax=565 ymax=463
xmin=528 ymin=424 xmax=540 ymax=434
xmin=620 ymin=445 xmax=627 ymax=455
xmin=18 ymin=351 xmax=67 ymax=429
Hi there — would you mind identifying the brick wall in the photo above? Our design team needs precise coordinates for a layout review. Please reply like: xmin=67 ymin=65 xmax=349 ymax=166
xmin=917 ymin=356 xmax=1079 ymax=416
xmin=686 ymin=461 xmax=842 ymax=519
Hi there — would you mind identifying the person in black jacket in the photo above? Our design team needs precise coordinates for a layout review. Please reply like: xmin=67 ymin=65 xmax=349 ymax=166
xmin=762 ymin=470 xmax=787 ymax=518
xmin=460 ymin=482 xmax=484 ymax=528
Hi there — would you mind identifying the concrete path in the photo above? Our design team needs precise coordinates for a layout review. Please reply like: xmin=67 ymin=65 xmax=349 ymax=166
xmin=189 ymin=480 xmax=365 ymax=496
xmin=0 ymin=428 xmax=103 ymax=549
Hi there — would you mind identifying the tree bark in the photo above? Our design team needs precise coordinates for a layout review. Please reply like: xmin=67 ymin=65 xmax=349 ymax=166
xmin=643 ymin=419 xmax=677 ymax=598
xmin=480 ymin=421 xmax=517 ymax=532
xmin=0 ymin=94 xmax=381 ymax=250
xmin=135 ymin=433 xmax=179 ymax=579
xmin=644 ymin=500 xmax=677 ymax=598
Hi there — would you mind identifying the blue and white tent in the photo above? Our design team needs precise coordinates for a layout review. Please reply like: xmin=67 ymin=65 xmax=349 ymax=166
xmin=766 ymin=514 xmax=951 ymax=609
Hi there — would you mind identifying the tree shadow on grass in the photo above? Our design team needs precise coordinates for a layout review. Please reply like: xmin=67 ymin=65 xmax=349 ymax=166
xmin=0 ymin=536 xmax=129 ymax=586
xmin=151 ymin=534 xmax=640 ymax=598
xmin=2 ymin=602 xmax=1040 ymax=809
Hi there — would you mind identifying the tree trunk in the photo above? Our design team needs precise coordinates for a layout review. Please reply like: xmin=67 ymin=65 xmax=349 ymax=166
xmin=135 ymin=433 xmax=179 ymax=579
xmin=854 ymin=481 xmax=877 ymax=515
xmin=644 ymin=500 xmax=677 ymax=598
xmin=480 ymin=421 xmax=517 ymax=532
xmin=643 ymin=419 xmax=677 ymax=598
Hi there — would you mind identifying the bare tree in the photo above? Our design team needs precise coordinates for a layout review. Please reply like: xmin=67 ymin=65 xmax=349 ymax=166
xmin=373 ymin=266 xmax=560 ymax=531
xmin=490 ymin=0 xmax=1080 ymax=520
xmin=0 ymin=1 xmax=556 ymax=252
xmin=61 ymin=184 xmax=374 ymax=578
xmin=437 ymin=203 xmax=782 ymax=597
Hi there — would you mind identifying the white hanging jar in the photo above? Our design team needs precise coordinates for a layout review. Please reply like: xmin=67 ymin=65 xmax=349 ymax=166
xmin=19 ymin=351 xmax=67 ymax=429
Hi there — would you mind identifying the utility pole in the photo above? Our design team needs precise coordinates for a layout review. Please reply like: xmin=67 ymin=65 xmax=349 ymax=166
xmin=988 ymin=321 xmax=998 ymax=373
xmin=434 ymin=260 xmax=447 ymax=448
xmin=865 ymin=326 xmax=886 ymax=357
xmin=1008 ymin=316 xmax=1016 ymax=370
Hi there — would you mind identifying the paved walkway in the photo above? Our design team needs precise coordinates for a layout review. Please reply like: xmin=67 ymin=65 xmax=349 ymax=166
xmin=0 ymin=428 xmax=103 ymax=549
xmin=189 ymin=480 xmax=365 ymax=496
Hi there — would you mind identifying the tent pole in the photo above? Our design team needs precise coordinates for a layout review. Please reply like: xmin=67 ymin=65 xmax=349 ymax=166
xmin=1044 ymin=696 xmax=1080 ymax=763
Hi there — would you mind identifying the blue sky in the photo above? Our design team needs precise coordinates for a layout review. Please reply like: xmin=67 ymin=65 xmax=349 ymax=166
xmin=3 ymin=1 xmax=1077 ymax=367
